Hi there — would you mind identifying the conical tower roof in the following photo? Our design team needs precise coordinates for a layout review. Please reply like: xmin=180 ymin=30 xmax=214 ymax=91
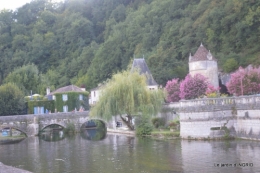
xmin=190 ymin=43 xmax=216 ymax=62
xmin=131 ymin=58 xmax=158 ymax=86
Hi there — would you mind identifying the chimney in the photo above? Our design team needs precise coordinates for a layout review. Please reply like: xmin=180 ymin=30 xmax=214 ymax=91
xmin=46 ymin=87 xmax=50 ymax=95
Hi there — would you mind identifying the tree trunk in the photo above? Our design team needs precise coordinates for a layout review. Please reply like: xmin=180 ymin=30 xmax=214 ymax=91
xmin=120 ymin=114 xmax=134 ymax=130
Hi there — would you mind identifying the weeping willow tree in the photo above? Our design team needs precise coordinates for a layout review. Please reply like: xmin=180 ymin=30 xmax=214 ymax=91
xmin=90 ymin=70 xmax=164 ymax=130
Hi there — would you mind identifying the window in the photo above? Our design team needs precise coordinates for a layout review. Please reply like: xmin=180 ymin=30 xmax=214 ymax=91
xmin=34 ymin=107 xmax=44 ymax=114
xmin=52 ymin=95 xmax=56 ymax=100
xmin=63 ymin=105 xmax=68 ymax=112
xmin=62 ymin=94 xmax=68 ymax=101
xmin=79 ymin=94 xmax=83 ymax=100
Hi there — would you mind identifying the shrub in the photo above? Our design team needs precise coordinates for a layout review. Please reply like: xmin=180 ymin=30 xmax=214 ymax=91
xmin=179 ymin=74 xmax=208 ymax=100
xmin=206 ymin=85 xmax=220 ymax=98
xmin=135 ymin=116 xmax=153 ymax=136
xmin=167 ymin=120 xmax=180 ymax=129
xmin=151 ymin=117 xmax=165 ymax=128
xmin=64 ymin=123 xmax=76 ymax=134
xmin=165 ymin=78 xmax=180 ymax=102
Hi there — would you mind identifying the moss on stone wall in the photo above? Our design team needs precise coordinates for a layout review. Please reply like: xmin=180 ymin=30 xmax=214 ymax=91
xmin=27 ymin=100 xmax=55 ymax=114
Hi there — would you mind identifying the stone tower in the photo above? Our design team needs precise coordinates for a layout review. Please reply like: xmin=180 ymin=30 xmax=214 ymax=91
xmin=189 ymin=44 xmax=219 ymax=88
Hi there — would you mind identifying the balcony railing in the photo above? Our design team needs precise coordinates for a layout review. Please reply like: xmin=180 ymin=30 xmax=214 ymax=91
xmin=167 ymin=95 xmax=260 ymax=112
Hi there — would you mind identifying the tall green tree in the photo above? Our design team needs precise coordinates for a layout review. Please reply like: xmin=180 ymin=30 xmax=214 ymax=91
xmin=0 ymin=83 xmax=25 ymax=116
xmin=90 ymin=70 xmax=164 ymax=130
xmin=3 ymin=64 xmax=48 ymax=95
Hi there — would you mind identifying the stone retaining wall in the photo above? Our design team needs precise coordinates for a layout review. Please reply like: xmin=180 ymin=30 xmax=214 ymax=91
xmin=167 ymin=96 xmax=260 ymax=140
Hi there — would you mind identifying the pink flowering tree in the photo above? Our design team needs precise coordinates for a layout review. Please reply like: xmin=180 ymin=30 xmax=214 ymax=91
xmin=227 ymin=66 xmax=260 ymax=96
xmin=165 ymin=78 xmax=180 ymax=102
xmin=206 ymin=84 xmax=220 ymax=97
xmin=179 ymin=74 xmax=208 ymax=99
xmin=244 ymin=67 xmax=260 ymax=94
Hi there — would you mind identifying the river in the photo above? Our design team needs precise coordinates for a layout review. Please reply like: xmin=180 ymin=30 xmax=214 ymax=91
xmin=0 ymin=132 xmax=259 ymax=173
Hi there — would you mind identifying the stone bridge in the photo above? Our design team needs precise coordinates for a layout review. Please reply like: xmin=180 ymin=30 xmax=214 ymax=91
xmin=0 ymin=111 xmax=107 ymax=136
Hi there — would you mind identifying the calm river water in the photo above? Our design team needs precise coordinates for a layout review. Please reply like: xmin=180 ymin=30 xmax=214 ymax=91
xmin=0 ymin=133 xmax=260 ymax=173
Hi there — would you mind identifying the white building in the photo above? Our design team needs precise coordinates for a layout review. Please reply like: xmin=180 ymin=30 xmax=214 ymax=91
xmin=89 ymin=85 xmax=103 ymax=105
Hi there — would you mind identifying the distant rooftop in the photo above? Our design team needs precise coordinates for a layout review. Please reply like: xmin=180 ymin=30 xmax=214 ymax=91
xmin=131 ymin=58 xmax=158 ymax=86
xmin=90 ymin=84 xmax=104 ymax=91
xmin=48 ymin=85 xmax=85 ymax=95
xmin=189 ymin=43 xmax=217 ymax=62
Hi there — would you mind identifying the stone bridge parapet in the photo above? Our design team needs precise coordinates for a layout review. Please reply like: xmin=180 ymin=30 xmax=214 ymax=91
xmin=0 ymin=111 xmax=107 ymax=136
xmin=167 ymin=95 xmax=260 ymax=113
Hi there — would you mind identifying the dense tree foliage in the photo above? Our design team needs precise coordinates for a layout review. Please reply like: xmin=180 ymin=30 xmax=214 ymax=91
xmin=1 ymin=0 xmax=260 ymax=92
xmin=226 ymin=66 xmax=260 ymax=96
xmin=0 ymin=83 xmax=25 ymax=116
xmin=90 ymin=70 xmax=164 ymax=130
xmin=3 ymin=64 xmax=48 ymax=95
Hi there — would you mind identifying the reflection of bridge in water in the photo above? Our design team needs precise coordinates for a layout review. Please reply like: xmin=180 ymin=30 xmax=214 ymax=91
xmin=0 ymin=111 xmax=107 ymax=136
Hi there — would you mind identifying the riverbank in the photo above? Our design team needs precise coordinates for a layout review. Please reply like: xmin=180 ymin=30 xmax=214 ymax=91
xmin=151 ymin=130 xmax=180 ymax=140
xmin=107 ymin=128 xmax=135 ymax=136
xmin=107 ymin=128 xmax=181 ymax=140
xmin=0 ymin=162 xmax=32 ymax=173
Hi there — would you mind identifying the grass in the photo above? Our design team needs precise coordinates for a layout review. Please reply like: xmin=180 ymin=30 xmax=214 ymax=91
xmin=151 ymin=129 xmax=180 ymax=139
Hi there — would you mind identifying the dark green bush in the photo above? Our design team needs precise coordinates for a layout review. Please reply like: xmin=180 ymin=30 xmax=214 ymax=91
xmin=167 ymin=119 xmax=180 ymax=129
xmin=135 ymin=116 xmax=153 ymax=136
xmin=64 ymin=123 xmax=76 ymax=134
xmin=151 ymin=117 xmax=165 ymax=128
xmin=136 ymin=122 xmax=153 ymax=136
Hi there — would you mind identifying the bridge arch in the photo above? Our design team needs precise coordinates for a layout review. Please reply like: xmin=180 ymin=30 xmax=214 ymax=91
xmin=80 ymin=118 xmax=107 ymax=141
xmin=80 ymin=118 xmax=107 ymax=130
xmin=40 ymin=123 xmax=65 ymax=132
xmin=0 ymin=126 xmax=28 ymax=137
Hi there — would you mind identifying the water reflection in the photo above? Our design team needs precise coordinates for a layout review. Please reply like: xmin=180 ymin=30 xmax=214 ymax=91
xmin=0 ymin=138 xmax=25 ymax=145
xmin=39 ymin=124 xmax=65 ymax=142
xmin=0 ymin=128 xmax=26 ymax=145
xmin=1 ymin=134 xmax=260 ymax=173
xmin=80 ymin=120 xmax=107 ymax=141
xmin=39 ymin=120 xmax=107 ymax=142
xmin=80 ymin=129 xmax=106 ymax=141
xmin=39 ymin=131 xmax=65 ymax=142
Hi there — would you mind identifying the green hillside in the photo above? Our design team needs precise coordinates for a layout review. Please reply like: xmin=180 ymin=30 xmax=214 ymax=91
xmin=0 ymin=0 xmax=260 ymax=94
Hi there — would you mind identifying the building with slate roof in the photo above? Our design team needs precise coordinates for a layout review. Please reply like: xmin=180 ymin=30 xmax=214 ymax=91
xmin=189 ymin=43 xmax=219 ymax=88
xmin=131 ymin=58 xmax=158 ymax=90
xmin=45 ymin=85 xmax=88 ymax=113
xmin=27 ymin=85 xmax=88 ymax=114
xmin=47 ymin=85 xmax=85 ymax=98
